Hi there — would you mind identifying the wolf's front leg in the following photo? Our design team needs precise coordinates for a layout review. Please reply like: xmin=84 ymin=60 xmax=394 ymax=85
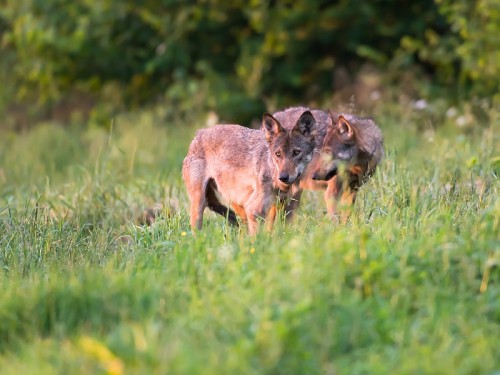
xmin=284 ymin=189 xmax=303 ymax=223
xmin=246 ymin=214 xmax=259 ymax=236
xmin=244 ymin=187 xmax=271 ymax=235
xmin=324 ymin=177 xmax=341 ymax=221
xmin=265 ymin=204 xmax=277 ymax=232
xmin=231 ymin=203 xmax=248 ymax=225
xmin=339 ymin=189 xmax=357 ymax=224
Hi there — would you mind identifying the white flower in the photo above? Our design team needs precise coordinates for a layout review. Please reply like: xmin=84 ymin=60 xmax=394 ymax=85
xmin=413 ymin=99 xmax=428 ymax=110
xmin=456 ymin=116 xmax=467 ymax=127
xmin=446 ymin=107 xmax=457 ymax=118
xmin=370 ymin=90 xmax=381 ymax=101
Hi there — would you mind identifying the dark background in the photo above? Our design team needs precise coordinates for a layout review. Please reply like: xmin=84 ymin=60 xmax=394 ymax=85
xmin=1 ymin=0 xmax=498 ymax=129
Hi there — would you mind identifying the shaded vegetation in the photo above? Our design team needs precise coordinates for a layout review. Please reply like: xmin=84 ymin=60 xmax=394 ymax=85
xmin=1 ymin=0 xmax=499 ymax=127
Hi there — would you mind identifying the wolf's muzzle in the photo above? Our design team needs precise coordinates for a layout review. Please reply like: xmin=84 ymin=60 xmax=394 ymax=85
xmin=279 ymin=172 xmax=290 ymax=183
xmin=312 ymin=165 xmax=338 ymax=181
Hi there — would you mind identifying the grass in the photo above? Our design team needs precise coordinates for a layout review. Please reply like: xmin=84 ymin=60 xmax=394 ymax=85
xmin=0 ymin=102 xmax=499 ymax=374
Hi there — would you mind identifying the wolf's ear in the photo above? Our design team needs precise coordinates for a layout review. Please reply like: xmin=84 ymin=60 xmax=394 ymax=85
xmin=336 ymin=115 xmax=354 ymax=140
xmin=328 ymin=109 xmax=340 ymax=128
xmin=262 ymin=113 xmax=284 ymax=141
xmin=293 ymin=111 xmax=316 ymax=138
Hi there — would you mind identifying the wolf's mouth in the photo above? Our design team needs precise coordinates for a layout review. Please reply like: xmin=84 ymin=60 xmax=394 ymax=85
xmin=324 ymin=167 xmax=338 ymax=180
xmin=312 ymin=166 xmax=337 ymax=181
xmin=277 ymin=181 xmax=291 ymax=192
xmin=288 ymin=172 xmax=301 ymax=185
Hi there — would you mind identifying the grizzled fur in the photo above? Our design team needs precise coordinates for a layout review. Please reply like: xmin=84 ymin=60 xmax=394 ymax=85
xmin=272 ymin=106 xmax=383 ymax=220
xmin=182 ymin=111 xmax=316 ymax=235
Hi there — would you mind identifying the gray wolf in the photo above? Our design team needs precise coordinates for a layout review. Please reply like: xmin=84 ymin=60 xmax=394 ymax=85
xmin=182 ymin=111 xmax=316 ymax=235
xmin=272 ymin=107 xmax=383 ymax=221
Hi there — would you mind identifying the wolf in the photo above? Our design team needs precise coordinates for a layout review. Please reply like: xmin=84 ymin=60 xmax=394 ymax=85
xmin=312 ymin=110 xmax=384 ymax=220
xmin=182 ymin=111 xmax=316 ymax=235
xmin=272 ymin=107 xmax=383 ymax=221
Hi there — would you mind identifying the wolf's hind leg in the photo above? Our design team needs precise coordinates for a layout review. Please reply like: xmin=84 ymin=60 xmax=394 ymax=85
xmin=183 ymin=160 xmax=207 ymax=231
xmin=189 ymin=187 xmax=206 ymax=230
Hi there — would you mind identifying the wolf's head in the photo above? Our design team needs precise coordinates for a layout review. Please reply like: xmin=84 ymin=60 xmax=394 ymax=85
xmin=262 ymin=111 xmax=316 ymax=186
xmin=312 ymin=111 xmax=358 ymax=181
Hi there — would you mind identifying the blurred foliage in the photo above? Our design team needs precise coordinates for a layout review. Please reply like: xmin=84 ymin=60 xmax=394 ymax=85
xmin=400 ymin=0 xmax=500 ymax=95
xmin=0 ymin=0 xmax=499 ymax=128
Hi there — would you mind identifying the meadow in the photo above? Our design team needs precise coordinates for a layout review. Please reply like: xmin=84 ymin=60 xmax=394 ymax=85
xmin=0 ymin=101 xmax=498 ymax=374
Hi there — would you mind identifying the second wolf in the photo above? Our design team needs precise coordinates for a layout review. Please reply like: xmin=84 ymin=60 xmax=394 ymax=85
xmin=182 ymin=111 xmax=316 ymax=235
xmin=272 ymin=107 xmax=384 ymax=220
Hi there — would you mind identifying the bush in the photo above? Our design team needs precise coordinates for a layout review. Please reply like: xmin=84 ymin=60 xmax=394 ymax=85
xmin=0 ymin=0 xmax=498 ymax=127
xmin=400 ymin=0 xmax=500 ymax=97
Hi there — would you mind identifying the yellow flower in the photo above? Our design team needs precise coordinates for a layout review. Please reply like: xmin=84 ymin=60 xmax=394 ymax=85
xmin=181 ymin=231 xmax=187 ymax=236
xmin=250 ymin=247 xmax=255 ymax=254
xmin=79 ymin=336 xmax=124 ymax=375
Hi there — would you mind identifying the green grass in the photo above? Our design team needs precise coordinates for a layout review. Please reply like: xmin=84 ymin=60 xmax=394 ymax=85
xmin=0 ymin=103 xmax=499 ymax=374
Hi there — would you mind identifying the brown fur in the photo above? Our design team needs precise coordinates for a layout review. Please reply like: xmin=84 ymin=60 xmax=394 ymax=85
xmin=182 ymin=111 xmax=316 ymax=235
xmin=272 ymin=107 xmax=383 ymax=221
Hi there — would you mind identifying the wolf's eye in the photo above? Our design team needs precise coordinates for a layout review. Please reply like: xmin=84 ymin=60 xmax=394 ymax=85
xmin=275 ymin=151 xmax=282 ymax=157
xmin=293 ymin=149 xmax=301 ymax=156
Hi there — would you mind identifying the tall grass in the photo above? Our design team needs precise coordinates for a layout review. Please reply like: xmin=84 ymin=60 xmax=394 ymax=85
xmin=0 ymin=103 xmax=498 ymax=374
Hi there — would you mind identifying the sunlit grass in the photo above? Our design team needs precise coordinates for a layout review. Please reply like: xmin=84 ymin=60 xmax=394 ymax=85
xmin=0 ymin=103 xmax=498 ymax=374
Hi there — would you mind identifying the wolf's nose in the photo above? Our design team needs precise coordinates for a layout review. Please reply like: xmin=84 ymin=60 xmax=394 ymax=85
xmin=279 ymin=172 xmax=289 ymax=182
xmin=312 ymin=171 xmax=319 ymax=180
